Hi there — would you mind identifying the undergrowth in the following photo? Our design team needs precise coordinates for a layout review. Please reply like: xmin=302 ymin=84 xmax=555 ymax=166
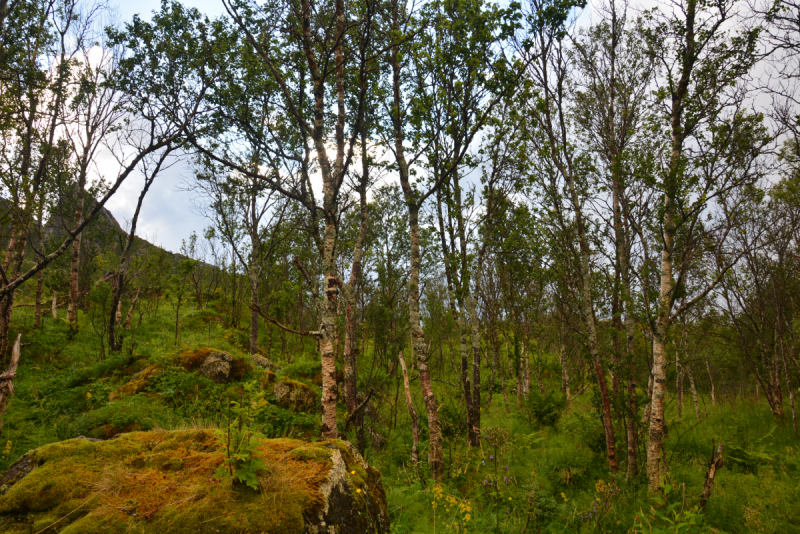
xmin=2 ymin=302 xmax=799 ymax=533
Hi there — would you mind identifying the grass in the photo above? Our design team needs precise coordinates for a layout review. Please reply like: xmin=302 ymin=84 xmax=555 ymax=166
xmin=3 ymin=299 xmax=800 ymax=533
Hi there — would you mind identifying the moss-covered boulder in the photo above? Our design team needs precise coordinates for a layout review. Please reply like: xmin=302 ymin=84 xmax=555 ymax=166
xmin=274 ymin=379 xmax=318 ymax=412
xmin=259 ymin=369 xmax=277 ymax=389
xmin=252 ymin=354 xmax=280 ymax=371
xmin=0 ymin=430 xmax=389 ymax=534
xmin=110 ymin=348 xmax=252 ymax=401
xmin=178 ymin=347 xmax=251 ymax=383
xmin=109 ymin=365 xmax=159 ymax=400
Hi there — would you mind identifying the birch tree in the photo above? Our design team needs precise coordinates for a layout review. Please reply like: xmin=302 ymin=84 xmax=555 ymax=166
xmin=192 ymin=0 xmax=378 ymax=438
xmin=642 ymin=0 xmax=763 ymax=491
xmin=571 ymin=0 xmax=656 ymax=479
xmin=515 ymin=0 xmax=621 ymax=474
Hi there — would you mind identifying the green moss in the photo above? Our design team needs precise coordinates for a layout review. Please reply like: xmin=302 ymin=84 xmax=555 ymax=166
xmin=110 ymin=365 xmax=160 ymax=400
xmin=32 ymin=515 xmax=60 ymax=532
xmin=177 ymin=347 xmax=217 ymax=370
xmin=273 ymin=379 xmax=318 ymax=412
xmin=0 ymin=430 xmax=384 ymax=534
xmin=259 ymin=369 xmax=277 ymax=389
xmin=288 ymin=445 xmax=332 ymax=462
xmin=228 ymin=357 xmax=251 ymax=381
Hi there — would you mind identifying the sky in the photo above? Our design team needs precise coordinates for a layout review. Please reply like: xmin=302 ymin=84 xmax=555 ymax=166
xmin=100 ymin=0 xmax=593 ymax=254
xmin=104 ymin=0 xmax=225 ymax=254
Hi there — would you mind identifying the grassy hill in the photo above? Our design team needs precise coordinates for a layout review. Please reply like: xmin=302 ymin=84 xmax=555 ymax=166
xmin=3 ymin=300 xmax=799 ymax=534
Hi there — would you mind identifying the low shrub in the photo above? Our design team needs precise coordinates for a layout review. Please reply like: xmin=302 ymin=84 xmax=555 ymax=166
xmin=522 ymin=390 xmax=567 ymax=428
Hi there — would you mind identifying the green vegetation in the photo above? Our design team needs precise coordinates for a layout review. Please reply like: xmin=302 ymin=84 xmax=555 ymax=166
xmin=0 ymin=428 xmax=382 ymax=534
xmin=3 ymin=304 xmax=798 ymax=533
xmin=2 ymin=0 xmax=800 ymax=531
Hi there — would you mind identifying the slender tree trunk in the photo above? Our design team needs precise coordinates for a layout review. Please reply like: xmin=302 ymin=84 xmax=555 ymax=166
xmin=516 ymin=341 xmax=523 ymax=411
xmin=399 ymin=351 xmax=420 ymax=466
xmin=611 ymin=158 xmax=640 ymax=478
xmin=0 ymin=227 xmax=27 ymax=358
xmin=522 ymin=344 xmax=532 ymax=397
xmin=465 ymin=294 xmax=481 ymax=445
xmin=249 ymin=267 xmax=259 ymax=355
xmin=536 ymin=341 xmax=547 ymax=397
xmin=33 ymin=206 xmax=45 ymax=328
xmin=676 ymin=349 xmax=684 ymax=420
xmin=320 ymin=272 xmax=340 ymax=439
xmin=567 ymin=188 xmax=619 ymax=473
xmin=34 ymin=269 xmax=43 ymax=328
xmin=643 ymin=372 xmax=654 ymax=424
xmin=781 ymin=344 xmax=797 ymax=434
xmin=343 ymin=287 xmax=363 ymax=448
xmin=109 ymin=150 xmax=170 ymax=351
xmin=0 ymin=334 xmax=22 ymax=428
xmin=488 ymin=329 xmax=498 ymax=405
xmin=706 ymin=359 xmax=716 ymax=407
xmin=553 ymin=127 xmax=619 ymax=473
xmin=51 ymin=290 xmax=58 ymax=320
xmin=68 ymin=193 xmax=85 ymax=326
xmin=648 ymin=203 xmax=675 ymax=490
xmin=342 ymin=158 xmax=368 ymax=451
xmin=560 ymin=338 xmax=570 ymax=398
xmin=648 ymin=317 xmax=670 ymax=490
xmin=624 ymin=311 xmax=638 ymax=479
xmin=501 ymin=335 xmax=510 ymax=412
xmin=124 ymin=289 xmax=140 ymax=330
xmin=699 ymin=443 xmax=724 ymax=510
xmin=408 ymin=205 xmax=443 ymax=477
xmin=390 ymin=9 xmax=443 ymax=475
xmin=686 ymin=364 xmax=701 ymax=421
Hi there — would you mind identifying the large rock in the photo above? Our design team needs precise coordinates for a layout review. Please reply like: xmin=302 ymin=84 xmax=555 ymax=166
xmin=0 ymin=430 xmax=389 ymax=534
xmin=274 ymin=379 xmax=318 ymax=412
xmin=179 ymin=348 xmax=250 ymax=383
xmin=197 ymin=351 xmax=233 ymax=382
xmin=252 ymin=354 xmax=281 ymax=371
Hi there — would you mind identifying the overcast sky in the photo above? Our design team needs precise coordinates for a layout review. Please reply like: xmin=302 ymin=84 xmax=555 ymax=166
xmin=104 ymin=0 xmax=225 ymax=254
xmin=101 ymin=0 xmax=595 ymax=254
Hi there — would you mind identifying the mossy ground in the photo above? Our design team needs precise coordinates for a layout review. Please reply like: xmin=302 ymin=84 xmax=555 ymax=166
xmin=0 ymin=430 xmax=378 ymax=533
xmin=2 ymin=302 xmax=799 ymax=533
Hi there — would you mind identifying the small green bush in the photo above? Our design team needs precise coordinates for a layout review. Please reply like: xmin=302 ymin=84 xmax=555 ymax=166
xmin=279 ymin=359 xmax=321 ymax=381
xmin=146 ymin=367 xmax=226 ymax=418
xmin=522 ymin=390 xmax=567 ymax=428
xmin=560 ymin=410 xmax=606 ymax=454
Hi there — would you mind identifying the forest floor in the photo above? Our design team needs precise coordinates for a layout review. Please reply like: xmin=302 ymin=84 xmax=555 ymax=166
xmin=3 ymin=302 xmax=799 ymax=534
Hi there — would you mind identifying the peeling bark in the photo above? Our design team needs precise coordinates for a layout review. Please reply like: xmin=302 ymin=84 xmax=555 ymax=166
xmin=390 ymin=1 xmax=443 ymax=477
xmin=0 ymin=334 xmax=21 ymax=431
xmin=124 ymin=289 xmax=140 ymax=330
xmin=699 ymin=443 xmax=724 ymax=510
xmin=398 ymin=351 xmax=420 ymax=466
